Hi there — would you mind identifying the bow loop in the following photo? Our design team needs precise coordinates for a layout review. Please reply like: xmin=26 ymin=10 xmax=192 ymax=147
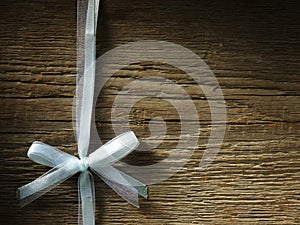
xmin=17 ymin=157 xmax=83 ymax=207
xmin=88 ymin=131 xmax=139 ymax=168
xmin=28 ymin=141 xmax=77 ymax=167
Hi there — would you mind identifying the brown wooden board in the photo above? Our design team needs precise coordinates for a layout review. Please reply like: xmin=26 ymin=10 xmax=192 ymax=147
xmin=0 ymin=0 xmax=299 ymax=224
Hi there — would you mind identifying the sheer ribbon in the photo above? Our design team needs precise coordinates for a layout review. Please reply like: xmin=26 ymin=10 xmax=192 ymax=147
xmin=17 ymin=1 xmax=147 ymax=224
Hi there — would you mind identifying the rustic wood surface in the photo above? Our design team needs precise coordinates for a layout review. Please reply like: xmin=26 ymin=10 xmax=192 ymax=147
xmin=0 ymin=0 xmax=299 ymax=224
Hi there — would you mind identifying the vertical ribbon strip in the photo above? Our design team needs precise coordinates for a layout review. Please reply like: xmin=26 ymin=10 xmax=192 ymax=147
xmin=17 ymin=1 xmax=148 ymax=225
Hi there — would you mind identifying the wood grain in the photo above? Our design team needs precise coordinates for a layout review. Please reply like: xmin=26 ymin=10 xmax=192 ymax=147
xmin=0 ymin=0 xmax=299 ymax=224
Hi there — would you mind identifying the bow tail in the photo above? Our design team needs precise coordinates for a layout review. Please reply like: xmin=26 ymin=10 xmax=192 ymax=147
xmin=78 ymin=171 xmax=95 ymax=225
xmin=17 ymin=160 xmax=81 ymax=207
xmin=91 ymin=166 xmax=148 ymax=208
xmin=115 ymin=168 xmax=148 ymax=199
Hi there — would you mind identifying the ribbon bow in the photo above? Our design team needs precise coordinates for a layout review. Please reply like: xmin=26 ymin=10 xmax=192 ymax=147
xmin=17 ymin=132 xmax=147 ymax=224
xmin=17 ymin=0 xmax=147 ymax=224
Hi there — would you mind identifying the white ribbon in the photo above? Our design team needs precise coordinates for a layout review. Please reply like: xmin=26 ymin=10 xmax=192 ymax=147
xmin=17 ymin=0 xmax=147 ymax=224
xmin=17 ymin=133 xmax=148 ymax=222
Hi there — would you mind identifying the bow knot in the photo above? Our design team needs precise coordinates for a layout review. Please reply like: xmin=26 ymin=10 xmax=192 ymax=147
xmin=79 ymin=157 xmax=90 ymax=172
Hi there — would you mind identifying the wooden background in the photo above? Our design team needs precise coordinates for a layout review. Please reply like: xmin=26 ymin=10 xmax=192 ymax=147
xmin=0 ymin=0 xmax=299 ymax=224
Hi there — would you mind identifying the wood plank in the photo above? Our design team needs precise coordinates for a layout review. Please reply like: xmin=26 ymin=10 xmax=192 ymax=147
xmin=0 ymin=0 xmax=299 ymax=224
